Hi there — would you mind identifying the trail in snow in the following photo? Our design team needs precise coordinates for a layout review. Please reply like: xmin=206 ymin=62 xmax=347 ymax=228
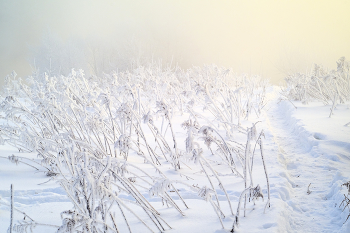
xmin=266 ymin=89 xmax=350 ymax=233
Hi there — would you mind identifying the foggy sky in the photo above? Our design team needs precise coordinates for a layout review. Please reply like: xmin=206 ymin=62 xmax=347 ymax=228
xmin=1 ymin=0 xmax=350 ymax=85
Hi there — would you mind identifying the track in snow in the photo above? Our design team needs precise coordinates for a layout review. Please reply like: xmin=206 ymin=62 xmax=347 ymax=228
xmin=266 ymin=92 xmax=349 ymax=233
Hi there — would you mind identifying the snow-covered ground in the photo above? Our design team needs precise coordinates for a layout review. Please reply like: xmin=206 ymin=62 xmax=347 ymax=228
xmin=0 ymin=87 xmax=349 ymax=233
xmin=265 ymin=88 xmax=350 ymax=233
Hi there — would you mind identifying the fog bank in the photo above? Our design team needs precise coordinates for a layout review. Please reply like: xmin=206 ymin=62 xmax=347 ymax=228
xmin=1 ymin=0 xmax=349 ymax=84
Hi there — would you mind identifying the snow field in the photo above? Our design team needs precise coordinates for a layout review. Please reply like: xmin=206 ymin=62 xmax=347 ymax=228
xmin=0 ymin=63 xmax=349 ymax=233
xmin=265 ymin=87 xmax=350 ymax=232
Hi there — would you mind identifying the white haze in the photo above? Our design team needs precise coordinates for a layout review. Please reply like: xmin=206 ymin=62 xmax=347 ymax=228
xmin=1 ymin=0 xmax=350 ymax=85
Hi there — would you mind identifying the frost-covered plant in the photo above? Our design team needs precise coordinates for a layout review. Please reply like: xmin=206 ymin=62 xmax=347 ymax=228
xmin=156 ymin=100 xmax=180 ymax=170
xmin=191 ymin=144 xmax=234 ymax=217
xmin=181 ymin=119 xmax=199 ymax=153
xmin=282 ymin=57 xmax=350 ymax=117
xmin=198 ymin=125 xmax=242 ymax=178
xmin=340 ymin=181 xmax=350 ymax=224
xmin=231 ymin=184 xmax=264 ymax=231
xmin=231 ymin=127 xmax=270 ymax=232
xmin=188 ymin=67 xmax=268 ymax=138
xmin=0 ymin=63 xmax=270 ymax=232
xmin=197 ymin=185 xmax=225 ymax=229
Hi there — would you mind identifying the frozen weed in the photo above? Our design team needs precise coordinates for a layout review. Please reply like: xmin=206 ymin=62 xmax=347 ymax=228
xmin=0 ymin=64 xmax=270 ymax=232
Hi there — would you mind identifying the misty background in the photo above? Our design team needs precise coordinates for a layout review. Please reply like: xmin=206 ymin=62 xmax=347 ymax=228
xmin=1 ymin=0 xmax=349 ymax=85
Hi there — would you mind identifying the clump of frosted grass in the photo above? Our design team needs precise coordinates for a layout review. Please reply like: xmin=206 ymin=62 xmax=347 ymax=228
xmin=0 ymin=64 xmax=270 ymax=232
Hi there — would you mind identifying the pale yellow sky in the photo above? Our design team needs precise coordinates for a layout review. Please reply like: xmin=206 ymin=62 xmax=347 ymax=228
xmin=0 ymin=0 xmax=349 ymax=84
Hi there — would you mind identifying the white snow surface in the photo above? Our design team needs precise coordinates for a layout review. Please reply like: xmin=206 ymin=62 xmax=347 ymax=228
xmin=0 ymin=86 xmax=349 ymax=233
